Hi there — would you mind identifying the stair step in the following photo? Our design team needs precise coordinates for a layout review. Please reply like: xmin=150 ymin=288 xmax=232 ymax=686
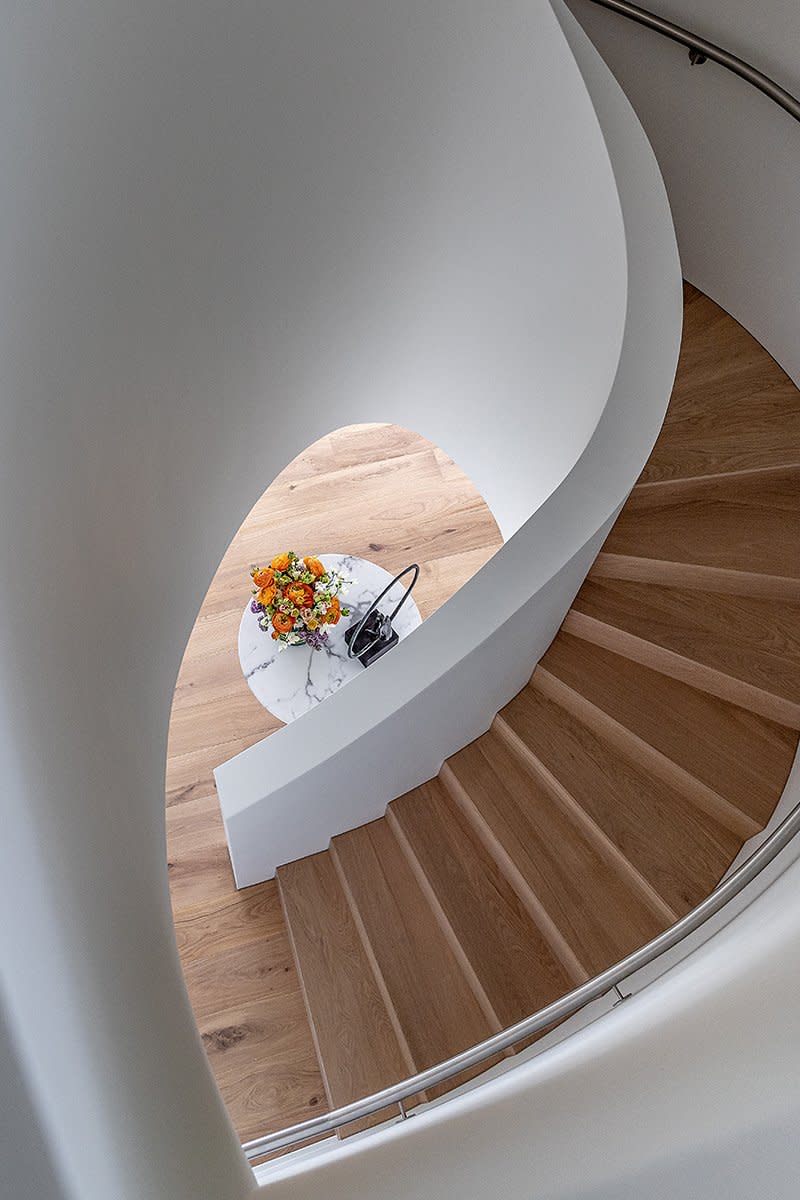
xmin=499 ymin=683 xmax=743 ymax=916
xmin=566 ymin=577 xmax=800 ymax=728
xmin=330 ymin=818 xmax=499 ymax=1096
xmin=640 ymin=289 xmax=800 ymax=483
xmin=388 ymin=778 xmax=578 ymax=1032
xmin=540 ymin=632 xmax=796 ymax=830
xmin=590 ymin=554 xmax=800 ymax=602
xmin=603 ymin=464 xmax=800 ymax=579
xmin=277 ymin=851 xmax=412 ymax=1125
xmin=445 ymin=729 xmax=670 ymax=977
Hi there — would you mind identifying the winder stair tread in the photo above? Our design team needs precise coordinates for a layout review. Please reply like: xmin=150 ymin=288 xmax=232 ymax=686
xmin=388 ymin=777 xmax=578 ymax=1030
xmin=277 ymin=851 xmax=410 ymax=1116
xmin=330 ymin=817 xmax=498 ymax=1095
xmin=445 ymin=728 xmax=670 ymax=977
xmin=498 ymin=681 xmax=744 ymax=916
xmin=566 ymin=576 xmax=800 ymax=726
xmin=539 ymin=631 xmax=797 ymax=829
xmin=603 ymin=463 xmax=800 ymax=579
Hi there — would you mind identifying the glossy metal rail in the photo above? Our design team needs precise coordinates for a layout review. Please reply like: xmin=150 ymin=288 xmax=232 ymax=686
xmin=243 ymin=797 xmax=800 ymax=1161
xmin=586 ymin=0 xmax=800 ymax=123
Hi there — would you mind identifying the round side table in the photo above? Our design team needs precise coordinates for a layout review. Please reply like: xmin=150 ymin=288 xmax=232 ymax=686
xmin=237 ymin=553 xmax=422 ymax=723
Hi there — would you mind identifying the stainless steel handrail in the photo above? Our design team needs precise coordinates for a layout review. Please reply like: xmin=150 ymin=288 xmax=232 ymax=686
xmin=243 ymin=797 xmax=800 ymax=1160
xmin=586 ymin=0 xmax=800 ymax=123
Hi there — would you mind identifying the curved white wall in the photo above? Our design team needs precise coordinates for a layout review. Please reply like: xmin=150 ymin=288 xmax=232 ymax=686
xmin=567 ymin=0 xmax=800 ymax=386
xmin=0 ymin=3 xmax=677 ymax=1199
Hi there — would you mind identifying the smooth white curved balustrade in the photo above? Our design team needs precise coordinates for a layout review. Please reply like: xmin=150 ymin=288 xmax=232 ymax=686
xmin=0 ymin=3 xmax=687 ymax=1199
xmin=213 ymin=0 xmax=679 ymax=885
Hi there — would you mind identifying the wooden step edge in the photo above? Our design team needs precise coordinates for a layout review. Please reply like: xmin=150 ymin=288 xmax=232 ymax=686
xmin=634 ymin=460 xmax=800 ymax=494
xmin=491 ymin=715 xmax=679 ymax=928
xmin=561 ymin=610 xmax=800 ymax=731
xmin=590 ymin=554 xmax=800 ymax=602
xmin=438 ymin=762 xmax=589 ymax=987
xmin=531 ymin=666 xmax=761 ymax=843
xmin=384 ymin=804 xmax=507 ymax=1042
xmin=275 ymin=871 xmax=337 ymax=1115
xmin=328 ymin=837 xmax=423 ymax=1101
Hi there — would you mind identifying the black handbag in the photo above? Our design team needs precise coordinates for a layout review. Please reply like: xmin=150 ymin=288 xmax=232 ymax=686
xmin=344 ymin=563 xmax=420 ymax=667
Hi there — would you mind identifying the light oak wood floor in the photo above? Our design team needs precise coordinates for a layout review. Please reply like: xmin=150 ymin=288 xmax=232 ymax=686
xmin=165 ymin=423 xmax=503 ymax=1143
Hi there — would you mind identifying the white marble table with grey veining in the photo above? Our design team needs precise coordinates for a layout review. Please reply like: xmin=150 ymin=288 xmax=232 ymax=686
xmin=237 ymin=553 xmax=422 ymax=723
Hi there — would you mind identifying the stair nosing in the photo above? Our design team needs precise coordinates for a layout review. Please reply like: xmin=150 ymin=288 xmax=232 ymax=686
xmin=491 ymin=715 xmax=679 ymax=927
xmin=384 ymin=803 xmax=506 ymax=1038
xmin=438 ymin=761 xmax=590 ymax=987
xmin=590 ymin=554 xmax=800 ymax=602
xmin=561 ymin=609 xmax=800 ymax=730
xmin=531 ymin=666 xmax=761 ymax=842
xmin=634 ymin=460 xmax=800 ymax=492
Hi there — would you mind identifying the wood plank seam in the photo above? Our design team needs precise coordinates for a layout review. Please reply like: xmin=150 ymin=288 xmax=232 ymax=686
xmin=438 ymin=762 xmax=590 ymax=986
xmin=531 ymin=667 xmax=761 ymax=842
xmin=384 ymin=805 xmax=507 ymax=1039
xmin=561 ymin=610 xmax=800 ymax=729
xmin=490 ymin=715 xmax=679 ymax=927
xmin=590 ymin=554 xmax=800 ymax=602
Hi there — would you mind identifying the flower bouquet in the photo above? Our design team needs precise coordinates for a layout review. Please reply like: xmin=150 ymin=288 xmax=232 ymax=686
xmin=250 ymin=552 xmax=351 ymax=650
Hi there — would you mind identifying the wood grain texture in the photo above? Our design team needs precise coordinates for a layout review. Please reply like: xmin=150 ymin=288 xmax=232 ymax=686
xmin=604 ymin=464 xmax=800 ymax=578
xmin=165 ymin=422 xmax=502 ymax=1141
xmin=532 ymin=667 xmax=759 ymax=841
xmin=331 ymin=819 xmax=498 ymax=1095
xmin=499 ymin=684 xmax=743 ymax=916
xmin=539 ymin=632 xmax=796 ymax=828
xmin=569 ymin=577 xmax=800 ymax=723
xmin=277 ymin=852 xmax=412 ymax=1111
xmin=445 ymin=731 xmax=670 ymax=977
xmin=640 ymin=285 xmax=800 ymax=482
xmin=389 ymin=778 xmax=577 ymax=1028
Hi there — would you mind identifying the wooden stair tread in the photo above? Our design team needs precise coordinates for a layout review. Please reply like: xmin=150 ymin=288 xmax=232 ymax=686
xmin=330 ymin=818 xmax=496 ymax=1091
xmin=500 ymin=684 xmax=743 ymax=916
xmin=447 ymin=731 xmax=669 ymax=977
xmin=640 ymin=290 xmax=800 ymax=483
xmin=570 ymin=577 xmax=800 ymax=715
xmin=540 ymin=632 xmax=796 ymax=828
xmin=604 ymin=464 xmax=800 ymax=579
xmin=389 ymin=778 xmax=576 ymax=1030
xmin=277 ymin=852 xmax=411 ymax=1114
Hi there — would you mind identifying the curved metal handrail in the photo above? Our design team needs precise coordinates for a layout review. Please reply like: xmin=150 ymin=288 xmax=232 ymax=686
xmin=243 ymin=797 xmax=800 ymax=1160
xmin=586 ymin=0 xmax=800 ymax=123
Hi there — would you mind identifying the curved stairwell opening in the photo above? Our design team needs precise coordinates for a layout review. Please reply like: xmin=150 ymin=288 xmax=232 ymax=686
xmin=263 ymin=281 xmax=800 ymax=1159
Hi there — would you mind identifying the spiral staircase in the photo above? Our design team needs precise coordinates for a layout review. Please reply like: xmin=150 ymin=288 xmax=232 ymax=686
xmin=275 ymin=282 xmax=800 ymax=1132
xmin=3 ymin=1 xmax=800 ymax=1197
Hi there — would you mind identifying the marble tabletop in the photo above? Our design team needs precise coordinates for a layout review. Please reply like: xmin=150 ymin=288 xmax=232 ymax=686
xmin=238 ymin=553 xmax=422 ymax=723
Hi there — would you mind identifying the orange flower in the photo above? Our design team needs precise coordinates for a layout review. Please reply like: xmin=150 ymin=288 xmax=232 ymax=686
xmin=251 ymin=566 xmax=274 ymax=589
xmin=325 ymin=596 xmax=341 ymax=625
xmin=256 ymin=584 xmax=276 ymax=607
xmin=303 ymin=556 xmax=325 ymax=579
xmin=272 ymin=611 xmax=294 ymax=634
xmin=271 ymin=552 xmax=290 ymax=572
xmin=285 ymin=582 xmax=314 ymax=608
